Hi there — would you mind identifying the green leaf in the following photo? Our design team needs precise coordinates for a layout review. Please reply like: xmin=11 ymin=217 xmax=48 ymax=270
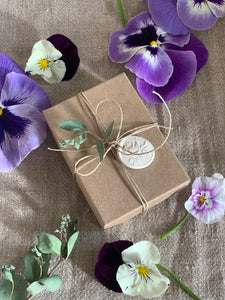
xmin=59 ymin=133 xmax=86 ymax=150
xmin=25 ymin=250 xmax=51 ymax=283
xmin=59 ymin=120 xmax=87 ymax=132
xmin=96 ymin=139 xmax=105 ymax=161
xmin=66 ymin=231 xmax=79 ymax=259
xmin=2 ymin=264 xmax=15 ymax=282
xmin=38 ymin=233 xmax=62 ymax=256
xmin=0 ymin=275 xmax=28 ymax=300
xmin=104 ymin=121 xmax=114 ymax=139
xmin=27 ymin=275 xmax=62 ymax=297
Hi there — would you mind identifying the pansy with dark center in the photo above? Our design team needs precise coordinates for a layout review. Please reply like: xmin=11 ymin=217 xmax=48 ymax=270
xmin=148 ymin=0 xmax=225 ymax=32
xmin=0 ymin=53 xmax=51 ymax=172
xmin=109 ymin=12 xmax=208 ymax=103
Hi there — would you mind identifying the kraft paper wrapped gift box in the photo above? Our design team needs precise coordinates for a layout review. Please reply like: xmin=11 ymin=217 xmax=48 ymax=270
xmin=43 ymin=73 xmax=190 ymax=229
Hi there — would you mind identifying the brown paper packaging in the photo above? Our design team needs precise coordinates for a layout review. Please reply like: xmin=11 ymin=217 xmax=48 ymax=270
xmin=43 ymin=73 xmax=190 ymax=229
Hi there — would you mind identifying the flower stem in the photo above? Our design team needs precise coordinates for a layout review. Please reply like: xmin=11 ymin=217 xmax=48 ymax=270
xmin=160 ymin=212 xmax=190 ymax=240
xmin=48 ymin=257 xmax=64 ymax=276
xmin=117 ymin=0 xmax=127 ymax=27
xmin=156 ymin=264 xmax=201 ymax=300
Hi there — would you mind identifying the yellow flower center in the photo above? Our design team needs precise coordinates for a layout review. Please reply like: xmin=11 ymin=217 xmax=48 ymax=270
xmin=150 ymin=40 xmax=157 ymax=47
xmin=137 ymin=265 xmax=149 ymax=277
xmin=199 ymin=196 xmax=206 ymax=203
xmin=39 ymin=59 xmax=50 ymax=70
xmin=0 ymin=107 xmax=3 ymax=116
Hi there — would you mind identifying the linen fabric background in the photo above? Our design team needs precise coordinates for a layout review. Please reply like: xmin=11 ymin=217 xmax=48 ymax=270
xmin=0 ymin=1 xmax=224 ymax=299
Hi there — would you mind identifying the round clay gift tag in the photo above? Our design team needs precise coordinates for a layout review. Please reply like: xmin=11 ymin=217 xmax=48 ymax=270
xmin=117 ymin=136 xmax=155 ymax=169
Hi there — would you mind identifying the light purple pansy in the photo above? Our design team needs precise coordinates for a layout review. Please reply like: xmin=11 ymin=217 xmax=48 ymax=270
xmin=185 ymin=173 xmax=225 ymax=224
xmin=0 ymin=53 xmax=51 ymax=172
xmin=148 ymin=0 xmax=225 ymax=32
xmin=109 ymin=12 xmax=208 ymax=103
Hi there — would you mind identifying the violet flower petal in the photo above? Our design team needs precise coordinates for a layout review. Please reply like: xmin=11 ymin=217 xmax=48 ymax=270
xmin=95 ymin=240 xmax=133 ymax=293
xmin=47 ymin=34 xmax=80 ymax=81
xmin=0 ymin=53 xmax=25 ymax=91
xmin=177 ymin=0 xmax=217 ymax=30
xmin=0 ymin=104 xmax=47 ymax=172
xmin=207 ymin=1 xmax=225 ymax=18
xmin=1 ymin=72 xmax=51 ymax=112
xmin=148 ymin=0 xmax=190 ymax=35
xmin=163 ymin=32 xmax=190 ymax=47
xmin=125 ymin=47 xmax=173 ymax=87
xmin=164 ymin=33 xmax=208 ymax=72
xmin=192 ymin=176 xmax=222 ymax=197
xmin=136 ymin=49 xmax=197 ymax=103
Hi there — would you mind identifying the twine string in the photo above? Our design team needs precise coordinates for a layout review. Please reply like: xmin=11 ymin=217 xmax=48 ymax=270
xmin=49 ymin=91 xmax=172 ymax=212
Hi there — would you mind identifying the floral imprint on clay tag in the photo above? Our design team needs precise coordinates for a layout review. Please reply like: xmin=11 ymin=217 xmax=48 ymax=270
xmin=117 ymin=136 xmax=155 ymax=169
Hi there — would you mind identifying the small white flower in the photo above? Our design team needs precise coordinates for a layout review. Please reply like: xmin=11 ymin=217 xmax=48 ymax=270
xmin=116 ymin=241 xmax=169 ymax=299
xmin=25 ymin=40 xmax=66 ymax=84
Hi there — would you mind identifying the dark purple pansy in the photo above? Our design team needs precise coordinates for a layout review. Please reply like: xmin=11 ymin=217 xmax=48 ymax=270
xmin=0 ymin=53 xmax=51 ymax=172
xmin=109 ymin=12 xmax=208 ymax=103
xmin=95 ymin=240 xmax=133 ymax=292
xmin=47 ymin=34 xmax=80 ymax=81
xmin=148 ymin=0 xmax=225 ymax=32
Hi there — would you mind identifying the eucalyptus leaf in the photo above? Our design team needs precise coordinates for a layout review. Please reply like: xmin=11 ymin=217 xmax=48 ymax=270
xmin=37 ymin=233 xmax=62 ymax=256
xmin=0 ymin=275 xmax=28 ymax=300
xmin=27 ymin=275 xmax=62 ymax=296
xmin=59 ymin=120 xmax=87 ymax=132
xmin=2 ymin=264 xmax=15 ymax=282
xmin=66 ymin=231 xmax=79 ymax=259
xmin=97 ymin=139 xmax=105 ymax=161
xmin=104 ymin=121 xmax=114 ymax=139
xmin=25 ymin=251 xmax=51 ymax=283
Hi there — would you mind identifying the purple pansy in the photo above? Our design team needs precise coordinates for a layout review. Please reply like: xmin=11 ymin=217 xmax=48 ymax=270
xmin=109 ymin=12 xmax=208 ymax=103
xmin=25 ymin=34 xmax=80 ymax=84
xmin=148 ymin=0 xmax=225 ymax=32
xmin=185 ymin=173 xmax=225 ymax=224
xmin=0 ymin=53 xmax=51 ymax=172
xmin=95 ymin=240 xmax=133 ymax=292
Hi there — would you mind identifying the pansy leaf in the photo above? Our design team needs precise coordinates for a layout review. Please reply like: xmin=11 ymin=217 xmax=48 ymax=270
xmin=25 ymin=250 xmax=51 ymax=283
xmin=37 ymin=233 xmax=62 ymax=256
xmin=59 ymin=120 xmax=87 ymax=132
xmin=97 ymin=140 xmax=105 ymax=161
xmin=27 ymin=275 xmax=62 ymax=297
xmin=0 ymin=275 xmax=28 ymax=300
xmin=104 ymin=121 xmax=114 ymax=139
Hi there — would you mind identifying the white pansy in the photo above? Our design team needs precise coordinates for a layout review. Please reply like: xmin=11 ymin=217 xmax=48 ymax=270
xmin=25 ymin=40 xmax=66 ymax=84
xmin=116 ymin=241 xmax=169 ymax=299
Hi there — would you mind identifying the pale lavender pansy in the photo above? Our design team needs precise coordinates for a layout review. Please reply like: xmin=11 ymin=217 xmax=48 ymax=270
xmin=185 ymin=173 xmax=225 ymax=224
xmin=148 ymin=0 xmax=225 ymax=33
xmin=0 ymin=53 xmax=51 ymax=172
xmin=109 ymin=12 xmax=208 ymax=103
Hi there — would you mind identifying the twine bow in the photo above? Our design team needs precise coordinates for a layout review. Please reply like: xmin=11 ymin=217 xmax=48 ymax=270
xmin=49 ymin=91 xmax=172 ymax=212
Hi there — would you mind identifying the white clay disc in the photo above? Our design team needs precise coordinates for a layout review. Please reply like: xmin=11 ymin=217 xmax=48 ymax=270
xmin=117 ymin=136 xmax=155 ymax=169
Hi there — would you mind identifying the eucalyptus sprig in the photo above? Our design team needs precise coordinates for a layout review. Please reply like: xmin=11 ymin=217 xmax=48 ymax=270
xmin=0 ymin=215 xmax=79 ymax=300
xmin=59 ymin=120 xmax=114 ymax=162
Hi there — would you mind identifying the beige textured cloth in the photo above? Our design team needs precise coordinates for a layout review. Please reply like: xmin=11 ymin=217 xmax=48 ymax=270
xmin=0 ymin=1 xmax=224 ymax=299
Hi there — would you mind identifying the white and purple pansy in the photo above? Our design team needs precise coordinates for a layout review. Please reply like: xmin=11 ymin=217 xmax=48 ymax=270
xmin=109 ymin=12 xmax=208 ymax=103
xmin=185 ymin=173 xmax=225 ymax=224
xmin=0 ymin=53 xmax=51 ymax=172
xmin=25 ymin=34 xmax=80 ymax=84
xmin=148 ymin=0 xmax=225 ymax=32
xmin=116 ymin=241 xmax=170 ymax=298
